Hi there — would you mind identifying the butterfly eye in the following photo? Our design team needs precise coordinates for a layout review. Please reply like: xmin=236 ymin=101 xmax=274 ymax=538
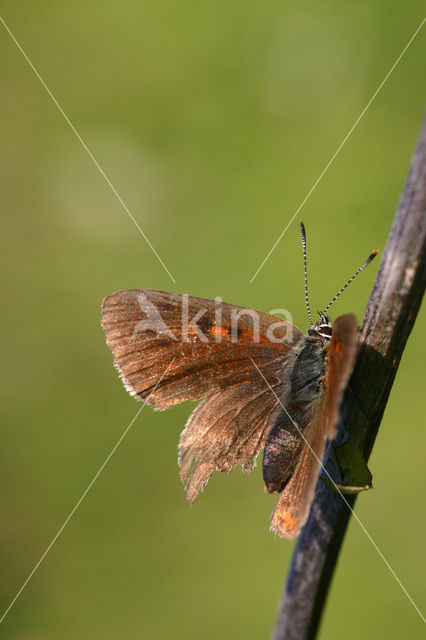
xmin=307 ymin=313 xmax=333 ymax=339
xmin=319 ymin=324 xmax=333 ymax=339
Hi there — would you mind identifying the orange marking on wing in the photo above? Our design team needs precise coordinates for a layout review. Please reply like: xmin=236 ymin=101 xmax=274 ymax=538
xmin=237 ymin=329 xmax=278 ymax=345
xmin=210 ymin=325 xmax=230 ymax=339
xmin=331 ymin=338 xmax=343 ymax=357
xmin=271 ymin=508 xmax=298 ymax=537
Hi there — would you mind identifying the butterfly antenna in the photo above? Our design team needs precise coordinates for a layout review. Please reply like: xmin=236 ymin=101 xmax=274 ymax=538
xmin=300 ymin=221 xmax=313 ymax=325
xmin=322 ymin=249 xmax=380 ymax=314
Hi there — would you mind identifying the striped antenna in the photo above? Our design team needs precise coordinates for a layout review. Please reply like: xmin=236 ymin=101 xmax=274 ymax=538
xmin=300 ymin=221 xmax=313 ymax=325
xmin=323 ymin=249 xmax=380 ymax=314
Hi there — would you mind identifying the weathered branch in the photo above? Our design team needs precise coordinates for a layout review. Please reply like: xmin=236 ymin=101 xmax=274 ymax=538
xmin=272 ymin=117 xmax=426 ymax=640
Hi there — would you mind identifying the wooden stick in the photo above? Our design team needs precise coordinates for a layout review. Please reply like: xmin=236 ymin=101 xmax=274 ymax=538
xmin=272 ymin=118 xmax=426 ymax=640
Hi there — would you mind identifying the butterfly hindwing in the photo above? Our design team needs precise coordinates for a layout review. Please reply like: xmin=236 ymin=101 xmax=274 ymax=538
xmin=179 ymin=378 xmax=287 ymax=502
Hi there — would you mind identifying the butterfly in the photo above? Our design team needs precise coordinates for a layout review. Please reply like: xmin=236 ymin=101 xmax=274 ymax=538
xmin=101 ymin=222 xmax=378 ymax=539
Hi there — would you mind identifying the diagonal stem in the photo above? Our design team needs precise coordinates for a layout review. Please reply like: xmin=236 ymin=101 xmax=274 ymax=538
xmin=272 ymin=117 xmax=426 ymax=640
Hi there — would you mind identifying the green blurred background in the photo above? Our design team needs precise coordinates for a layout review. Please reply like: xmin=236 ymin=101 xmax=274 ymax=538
xmin=1 ymin=2 xmax=425 ymax=638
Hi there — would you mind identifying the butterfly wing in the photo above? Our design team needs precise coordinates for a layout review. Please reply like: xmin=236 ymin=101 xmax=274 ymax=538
xmin=179 ymin=377 xmax=288 ymax=502
xmin=270 ymin=393 xmax=327 ymax=540
xmin=269 ymin=314 xmax=358 ymax=539
xmin=325 ymin=314 xmax=358 ymax=438
xmin=102 ymin=289 xmax=303 ymax=409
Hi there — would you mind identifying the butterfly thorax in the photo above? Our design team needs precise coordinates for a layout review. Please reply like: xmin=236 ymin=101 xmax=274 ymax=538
xmin=289 ymin=337 xmax=328 ymax=403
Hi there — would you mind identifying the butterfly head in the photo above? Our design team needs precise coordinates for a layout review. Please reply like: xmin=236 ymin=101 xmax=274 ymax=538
xmin=307 ymin=312 xmax=332 ymax=341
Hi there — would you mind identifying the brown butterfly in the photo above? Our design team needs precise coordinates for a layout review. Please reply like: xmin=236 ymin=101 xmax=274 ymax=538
xmin=101 ymin=223 xmax=378 ymax=539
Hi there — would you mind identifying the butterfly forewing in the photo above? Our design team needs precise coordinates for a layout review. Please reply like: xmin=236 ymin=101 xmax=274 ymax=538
xmin=270 ymin=394 xmax=327 ymax=539
xmin=102 ymin=289 xmax=303 ymax=409
xmin=325 ymin=314 xmax=358 ymax=438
